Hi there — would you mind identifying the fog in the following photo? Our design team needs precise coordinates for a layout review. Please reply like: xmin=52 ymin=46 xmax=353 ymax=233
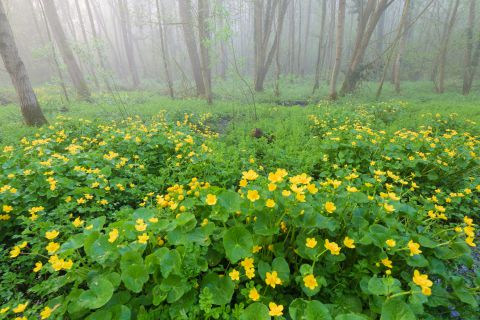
xmin=0 ymin=0 xmax=479 ymax=105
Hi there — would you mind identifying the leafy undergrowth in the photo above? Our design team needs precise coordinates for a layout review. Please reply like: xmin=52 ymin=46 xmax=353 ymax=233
xmin=0 ymin=106 xmax=479 ymax=320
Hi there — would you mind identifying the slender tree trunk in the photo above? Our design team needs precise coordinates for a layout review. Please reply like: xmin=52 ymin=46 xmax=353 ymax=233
xmin=329 ymin=0 xmax=345 ymax=100
xmin=41 ymin=0 xmax=91 ymax=100
xmin=463 ymin=0 xmax=476 ymax=95
xmin=117 ymin=0 xmax=140 ymax=88
xmin=178 ymin=0 xmax=205 ymax=96
xmin=40 ymin=1 xmax=70 ymax=102
xmin=198 ymin=0 xmax=213 ymax=104
xmin=0 ymin=1 xmax=47 ymax=126
xmin=155 ymin=0 xmax=174 ymax=99
xmin=312 ymin=0 xmax=327 ymax=94
xmin=435 ymin=0 xmax=460 ymax=93
xmin=301 ymin=0 xmax=312 ymax=77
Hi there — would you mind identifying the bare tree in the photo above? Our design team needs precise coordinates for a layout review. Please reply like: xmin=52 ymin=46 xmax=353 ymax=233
xmin=329 ymin=0 xmax=346 ymax=100
xmin=178 ymin=0 xmax=205 ymax=96
xmin=41 ymin=0 xmax=91 ymax=100
xmin=463 ymin=0 xmax=476 ymax=95
xmin=0 ymin=1 xmax=47 ymax=126
xmin=253 ymin=0 xmax=289 ymax=92
xmin=339 ymin=0 xmax=393 ymax=96
xmin=117 ymin=0 xmax=140 ymax=88
xmin=312 ymin=0 xmax=327 ymax=94
xmin=198 ymin=0 xmax=213 ymax=104
xmin=155 ymin=0 xmax=174 ymax=98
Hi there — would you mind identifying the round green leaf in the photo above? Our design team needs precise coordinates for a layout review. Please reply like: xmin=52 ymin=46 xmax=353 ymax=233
xmin=240 ymin=303 xmax=270 ymax=320
xmin=78 ymin=276 xmax=114 ymax=309
xmin=223 ymin=225 xmax=253 ymax=263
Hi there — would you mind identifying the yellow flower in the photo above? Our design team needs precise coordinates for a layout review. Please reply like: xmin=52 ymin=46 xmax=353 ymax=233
xmin=13 ymin=303 xmax=28 ymax=313
xmin=381 ymin=258 xmax=393 ymax=269
xmin=138 ymin=233 xmax=149 ymax=244
xmin=239 ymin=179 xmax=248 ymax=187
xmin=252 ymin=245 xmax=262 ymax=253
xmin=282 ymin=190 xmax=291 ymax=197
xmin=0 ymin=307 xmax=9 ymax=314
xmin=33 ymin=261 xmax=43 ymax=272
xmin=73 ymin=217 xmax=84 ymax=227
xmin=408 ymin=240 xmax=422 ymax=256
xmin=206 ymin=194 xmax=217 ymax=206
xmin=265 ymin=271 xmax=282 ymax=288
xmin=464 ymin=216 xmax=473 ymax=226
xmin=242 ymin=169 xmax=258 ymax=181
xmin=343 ymin=236 xmax=355 ymax=249
xmin=266 ymin=199 xmax=276 ymax=208
xmin=135 ymin=219 xmax=147 ymax=232
xmin=384 ymin=203 xmax=395 ymax=213
xmin=268 ymin=302 xmax=284 ymax=317
xmin=305 ymin=237 xmax=317 ymax=248
xmin=10 ymin=246 xmax=21 ymax=258
xmin=2 ymin=205 xmax=13 ymax=213
xmin=40 ymin=306 xmax=52 ymax=319
xmin=386 ymin=239 xmax=396 ymax=247
xmin=46 ymin=242 xmax=60 ymax=254
xmin=241 ymin=257 xmax=255 ymax=270
xmin=347 ymin=186 xmax=359 ymax=193
xmin=248 ymin=287 xmax=260 ymax=301
xmin=324 ymin=239 xmax=341 ymax=255
xmin=108 ymin=228 xmax=119 ymax=243
xmin=45 ymin=230 xmax=60 ymax=240
xmin=303 ymin=274 xmax=318 ymax=290
xmin=19 ymin=241 xmax=28 ymax=249
xmin=324 ymin=201 xmax=336 ymax=214
xmin=466 ymin=237 xmax=476 ymax=247
xmin=413 ymin=270 xmax=432 ymax=296
xmin=268 ymin=183 xmax=277 ymax=191
xmin=245 ymin=267 xmax=255 ymax=279
xmin=229 ymin=269 xmax=240 ymax=281
xmin=247 ymin=190 xmax=260 ymax=202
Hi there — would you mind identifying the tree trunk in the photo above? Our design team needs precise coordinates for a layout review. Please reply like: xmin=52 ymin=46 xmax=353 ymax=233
xmin=0 ymin=1 xmax=47 ymax=126
xmin=155 ymin=0 xmax=174 ymax=99
xmin=435 ymin=0 xmax=460 ymax=93
xmin=117 ymin=0 xmax=140 ymax=88
xmin=462 ymin=0 xmax=476 ymax=95
xmin=301 ymin=0 xmax=312 ymax=77
xmin=198 ymin=0 xmax=213 ymax=104
xmin=178 ymin=0 xmax=205 ymax=96
xmin=339 ymin=0 xmax=391 ymax=96
xmin=329 ymin=0 xmax=345 ymax=100
xmin=41 ymin=0 xmax=91 ymax=100
xmin=312 ymin=0 xmax=327 ymax=94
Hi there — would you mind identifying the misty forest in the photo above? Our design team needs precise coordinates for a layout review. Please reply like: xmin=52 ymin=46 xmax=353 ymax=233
xmin=0 ymin=0 xmax=479 ymax=319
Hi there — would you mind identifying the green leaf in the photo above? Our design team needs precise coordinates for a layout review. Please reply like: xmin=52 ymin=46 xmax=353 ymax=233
xmin=305 ymin=300 xmax=332 ymax=320
xmin=78 ymin=276 xmax=114 ymax=309
xmin=240 ymin=303 xmax=270 ymax=320
xmin=218 ymin=190 xmax=241 ymax=213
xmin=380 ymin=300 xmax=416 ymax=320
xmin=272 ymin=257 xmax=290 ymax=285
xmin=121 ymin=264 xmax=149 ymax=293
xmin=223 ymin=225 xmax=253 ymax=263
xmin=368 ymin=276 xmax=401 ymax=296
xmin=336 ymin=314 xmax=369 ymax=320
xmin=200 ymin=273 xmax=234 ymax=305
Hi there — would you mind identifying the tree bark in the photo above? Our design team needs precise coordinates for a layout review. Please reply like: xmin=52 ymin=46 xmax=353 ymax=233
xmin=117 ymin=0 xmax=140 ymax=88
xmin=462 ymin=0 xmax=476 ymax=95
xmin=312 ymin=0 xmax=327 ymax=94
xmin=329 ymin=0 xmax=346 ymax=100
xmin=198 ymin=0 xmax=213 ymax=104
xmin=0 ymin=1 xmax=47 ymax=126
xmin=41 ymin=0 xmax=91 ymax=100
xmin=155 ymin=0 xmax=174 ymax=99
xmin=178 ymin=0 xmax=205 ymax=96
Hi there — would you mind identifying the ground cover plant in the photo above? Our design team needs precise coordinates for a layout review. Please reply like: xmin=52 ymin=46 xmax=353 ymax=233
xmin=0 ymin=91 xmax=479 ymax=319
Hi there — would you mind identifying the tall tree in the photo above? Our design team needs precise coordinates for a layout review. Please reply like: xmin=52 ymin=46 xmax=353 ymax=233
xmin=0 ymin=0 xmax=47 ymax=126
xmin=463 ymin=0 xmax=476 ymax=95
xmin=329 ymin=0 xmax=346 ymax=100
xmin=339 ymin=0 xmax=393 ymax=96
xmin=312 ymin=0 xmax=327 ymax=94
xmin=117 ymin=0 xmax=140 ymax=88
xmin=41 ymin=0 xmax=91 ymax=100
xmin=433 ymin=0 xmax=460 ymax=93
xmin=178 ymin=0 xmax=205 ymax=96
xmin=253 ymin=0 xmax=289 ymax=92
xmin=155 ymin=0 xmax=174 ymax=99
xmin=198 ymin=0 xmax=213 ymax=103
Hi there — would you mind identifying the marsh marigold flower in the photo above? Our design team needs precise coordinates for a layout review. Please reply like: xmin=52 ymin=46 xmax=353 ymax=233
xmin=10 ymin=246 xmax=21 ymax=258
xmin=265 ymin=271 xmax=282 ymax=288
xmin=324 ymin=201 xmax=336 ymax=213
xmin=13 ymin=303 xmax=28 ymax=313
xmin=343 ymin=236 xmax=355 ymax=248
xmin=381 ymin=258 xmax=393 ymax=269
xmin=229 ymin=269 xmax=240 ymax=281
xmin=408 ymin=240 xmax=422 ymax=256
xmin=108 ymin=229 xmax=119 ymax=243
xmin=413 ymin=270 xmax=433 ymax=296
xmin=242 ymin=170 xmax=258 ymax=181
xmin=266 ymin=199 xmax=276 ymax=208
xmin=247 ymin=190 xmax=260 ymax=202
xmin=306 ymin=237 xmax=317 ymax=248
xmin=324 ymin=239 xmax=341 ymax=255
xmin=45 ymin=230 xmax=59 ymax=240
xmin=268 ymin=302 xmax=283 ymax=317
xmin=248 ymin=288 xmax=260 ymax=301
xmin=40 ymin=306 xmax=52 ymax=319
xmin=303 ymin=274 xmax=318 ymax=290
xmin=33 ymin=261 xmax=43 ymax=272
xmin=386 ymin=239 xmax=396 ymax=247
xmin=206 ymin=194 xmax=217 ymax=205
xmin=46 ymin=242 xmax=60 ymax=254
xmin=138 ymin=233 xmax=149 ymax=244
